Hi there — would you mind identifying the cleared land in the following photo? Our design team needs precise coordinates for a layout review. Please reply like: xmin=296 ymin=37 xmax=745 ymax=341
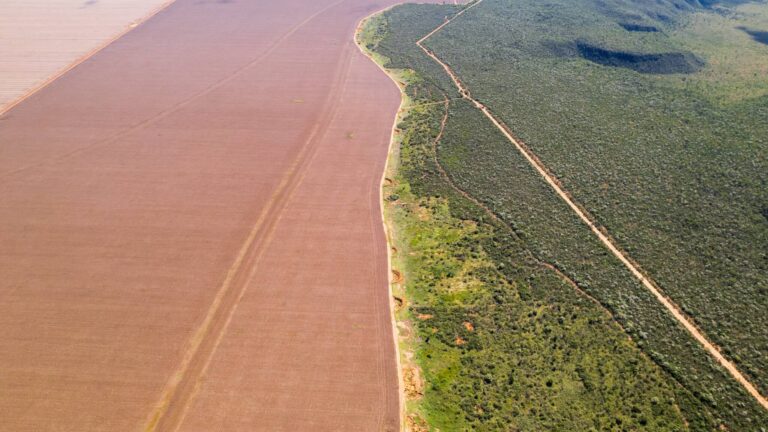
xmin=0 ymin=0 xmax=439 ymax=430
xmin=0 ymin=0 xmax=173 ymax=112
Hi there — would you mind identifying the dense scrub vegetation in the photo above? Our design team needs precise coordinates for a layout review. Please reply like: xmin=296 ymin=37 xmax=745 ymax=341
xmin=362 ymin=0 xmax=768 ymax=430
xmin=426 ymin=0 xmax=768 ymax=400
xmin=363 ymin=9 xmax=705 ymax=430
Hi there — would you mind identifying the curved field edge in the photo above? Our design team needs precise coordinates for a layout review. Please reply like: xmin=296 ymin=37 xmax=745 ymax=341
xmin=357 ymin=8 xmax=716 ymax=431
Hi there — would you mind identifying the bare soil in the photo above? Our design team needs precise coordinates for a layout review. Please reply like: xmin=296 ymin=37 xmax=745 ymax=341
xmin=0 ymin=0 xmax=443 ymax=430
xmin=0 ymin=0 xmax=174 ymax=113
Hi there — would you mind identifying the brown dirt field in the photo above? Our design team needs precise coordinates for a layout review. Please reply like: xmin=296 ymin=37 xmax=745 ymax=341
xmin=0 ymin=0 xmax=174 ymax=113
xmin=0 ymin=0 xmax=442 ymax=430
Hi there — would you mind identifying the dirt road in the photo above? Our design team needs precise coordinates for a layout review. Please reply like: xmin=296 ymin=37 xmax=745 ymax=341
xmin=0 ymin=0 xmax=439 ymax=430
xmin=416 ymin=0 xmax=768 ymax=411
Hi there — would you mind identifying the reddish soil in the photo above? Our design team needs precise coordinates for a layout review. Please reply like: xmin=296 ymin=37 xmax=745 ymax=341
xmin=0 ymin=0 xmax=173 ymax=112
xmin=0 ymin=0 xmax=441 ymax=430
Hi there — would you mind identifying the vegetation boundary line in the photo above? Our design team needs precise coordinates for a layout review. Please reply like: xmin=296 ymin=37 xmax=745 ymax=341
xmin=428 ymin=97 xmax=613 ymax=315
xmin=354 ymin=6 xmax=433 ymax=428
xmin=416 ymin=0 xmax=768 ymax=411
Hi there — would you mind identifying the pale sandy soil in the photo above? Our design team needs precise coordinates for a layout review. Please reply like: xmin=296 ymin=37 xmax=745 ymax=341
xmin=0 ymin=0 xmax=173 ymax=112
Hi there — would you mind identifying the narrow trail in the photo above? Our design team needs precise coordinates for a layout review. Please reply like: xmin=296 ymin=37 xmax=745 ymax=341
xmin=429 ymin=97 xmax=615 ymax=325
xmin=423 ymin=94 xmax=694 ymax=395
xmin=416 ymin=0 xmax=768 ymax=411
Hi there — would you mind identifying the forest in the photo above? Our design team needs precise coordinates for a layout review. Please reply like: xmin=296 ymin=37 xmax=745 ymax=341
xmin=361 ymin=0 xmax=768 ymax=429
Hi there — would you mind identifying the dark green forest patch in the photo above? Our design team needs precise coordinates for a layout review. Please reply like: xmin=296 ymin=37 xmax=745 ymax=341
xmin=575 ymin=42 xmax=704 ymax=73
xmin=619 ymin=22 xmax=661 ymax=32
xmin=739 ymin=25 xmax=768 ymax=44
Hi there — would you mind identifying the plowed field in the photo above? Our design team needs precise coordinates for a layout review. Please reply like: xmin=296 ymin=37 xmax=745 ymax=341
xmin=0 ymin=0 xmax=440 ymax=430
